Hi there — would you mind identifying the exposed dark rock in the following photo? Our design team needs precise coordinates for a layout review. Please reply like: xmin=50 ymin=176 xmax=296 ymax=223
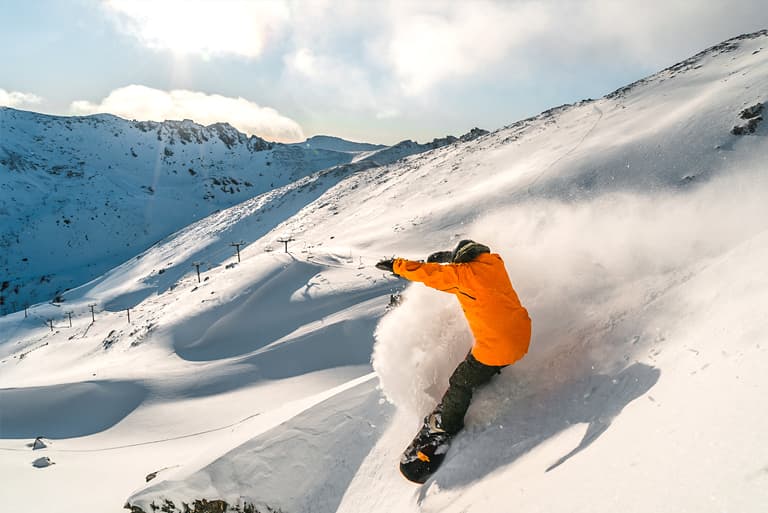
xmin=102 ymin=329 xmax=120 ymax=350
xmin=731 ymin=102 xmax=764 ymax=135
xmin=459 ymin=127 xmax=490 ymax=142
xmin=123 ymin=499 xmax=284 ymax=513
xmin=739 ymin=102 xmax=763 ymax=119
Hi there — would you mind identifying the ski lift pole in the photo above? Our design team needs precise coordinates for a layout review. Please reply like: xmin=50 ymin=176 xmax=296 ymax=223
xmin=230 ymin=242 xmax=244 ymax=263
xmin=277 ymin=237 xmax=295 ymax=253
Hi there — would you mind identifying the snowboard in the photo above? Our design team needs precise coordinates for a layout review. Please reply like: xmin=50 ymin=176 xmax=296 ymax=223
xmin=399 ymin=423 xmax=452 ymax=484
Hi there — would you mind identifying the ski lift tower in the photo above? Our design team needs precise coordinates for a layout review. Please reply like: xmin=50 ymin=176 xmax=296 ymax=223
xmin=277 ymin=237 xmax=295 ymax=254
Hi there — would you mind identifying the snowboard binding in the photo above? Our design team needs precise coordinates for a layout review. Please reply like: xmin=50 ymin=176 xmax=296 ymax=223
xmin=400 ymin=413 xmax=452 ymax=484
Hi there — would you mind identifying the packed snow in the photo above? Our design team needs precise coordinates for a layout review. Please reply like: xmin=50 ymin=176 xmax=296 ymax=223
xmin=1 ymin=30 xmax=768 ymax=513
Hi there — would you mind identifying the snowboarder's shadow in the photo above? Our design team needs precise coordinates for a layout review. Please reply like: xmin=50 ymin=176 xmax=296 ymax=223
xmin=426 ymin=362 xmax=660 ymax=492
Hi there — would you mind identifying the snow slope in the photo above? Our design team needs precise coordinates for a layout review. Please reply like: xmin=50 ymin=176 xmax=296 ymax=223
xmin=1 ymin=30 xmax=768 ymax=513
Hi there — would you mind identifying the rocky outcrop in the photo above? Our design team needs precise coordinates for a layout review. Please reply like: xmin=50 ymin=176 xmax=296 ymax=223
xmin=124 ymin=498 xmax=284 ymax=513
xmin=731 ymin=102 xmax=764 ymax=135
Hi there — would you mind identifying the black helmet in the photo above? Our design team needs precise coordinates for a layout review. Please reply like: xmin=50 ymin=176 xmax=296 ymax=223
xmin=451 ymin=239 xmax=490 ymax=263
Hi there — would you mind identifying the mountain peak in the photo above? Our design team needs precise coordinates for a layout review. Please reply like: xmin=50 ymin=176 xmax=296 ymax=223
xmin=608 ymin=29 xmax=768 ymax=100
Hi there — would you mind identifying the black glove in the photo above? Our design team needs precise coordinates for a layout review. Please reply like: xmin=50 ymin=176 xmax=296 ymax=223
xmin=375 ymin=258 xmax=396 ymax=273
xmin=427 ymin=250 xmax=452 ymax=263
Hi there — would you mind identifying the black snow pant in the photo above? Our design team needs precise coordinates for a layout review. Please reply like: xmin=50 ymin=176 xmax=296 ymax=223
xmin=434 ymin=352 xmax=506 ymax=435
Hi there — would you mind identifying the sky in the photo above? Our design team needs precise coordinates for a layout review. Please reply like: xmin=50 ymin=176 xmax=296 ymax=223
xmin=1 ymin=0 xmax=766 ymax=145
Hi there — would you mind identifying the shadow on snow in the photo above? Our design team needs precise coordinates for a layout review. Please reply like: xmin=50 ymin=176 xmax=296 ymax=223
xmin=0 ymin=380 xmax=148 ymax=439
xmin=171 ymin=258 xmax=394 ymax=363
xmin=423 ymin=362 xmax=660 ymax=493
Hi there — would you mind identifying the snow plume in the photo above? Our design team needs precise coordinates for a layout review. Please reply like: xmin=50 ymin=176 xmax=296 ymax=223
xmin=470 ymin=158 xmax=768 ymax=371
xmin=373 ymin=158 xmax=768 ymax=429
xmin=372 ymin=285 xmax=473 ymax=421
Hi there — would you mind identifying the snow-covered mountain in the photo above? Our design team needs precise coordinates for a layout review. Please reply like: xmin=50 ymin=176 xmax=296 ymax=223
xmin=290 ymin=135 xmax=387 ymax=153
xmin=0 ymin=110 xmax=480 ymax=312
xmin=1 ymin=30 xmax=767 ymax=513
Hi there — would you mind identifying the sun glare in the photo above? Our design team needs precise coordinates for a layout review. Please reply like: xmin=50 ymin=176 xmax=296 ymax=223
xmin=106 ymin=0 xmax=290 ymax=59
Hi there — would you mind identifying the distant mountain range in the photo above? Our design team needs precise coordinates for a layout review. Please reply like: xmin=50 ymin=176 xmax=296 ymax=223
xmin=0 ymin=107 xmax=487 ymax=311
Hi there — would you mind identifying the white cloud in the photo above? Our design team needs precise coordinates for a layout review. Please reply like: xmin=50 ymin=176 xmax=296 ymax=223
xmin=538 ymin=0 xmax=767 ymax=67
xmin=284 ymin=48 xmax=391 ymax=115
xmin=376 ymin=108 xmax=400 ymax=120
xmin=92 ymin=0 xmax=766 ymax=143
xmin=350 ymin=0 xmax=766 ymax=98
xmin=0 ymin=89 xmax=43 ymax=108
xmin=104 ymin=0 xmax=290 ymax=59
xmin=70 ymin=85 xmax=304 ymax=143
xmin=287 ymin=48 xmax=321 ymax=79
xmin=384 ymin=1 xmax=550 ymax=95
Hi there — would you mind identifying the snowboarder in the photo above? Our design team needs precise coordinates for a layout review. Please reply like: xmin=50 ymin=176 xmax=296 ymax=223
xmin=376 ymin=239 xmax=531 ymax=482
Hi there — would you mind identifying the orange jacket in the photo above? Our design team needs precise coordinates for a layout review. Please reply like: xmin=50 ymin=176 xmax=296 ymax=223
xmin=393 ymin=252 xmax=531 ymax=366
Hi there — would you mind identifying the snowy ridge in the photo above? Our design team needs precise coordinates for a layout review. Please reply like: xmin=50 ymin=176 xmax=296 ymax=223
xmin=1 ymin=30 xmax=768 ymax=513
xmin=350 ymin=128 xmax=489 ymax=165
xmin=290 ymin=135 xmax=387 ymax=153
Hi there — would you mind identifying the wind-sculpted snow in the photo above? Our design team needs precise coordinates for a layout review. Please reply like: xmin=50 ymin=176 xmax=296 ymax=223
xmin=127 ymin=378 xmax=392 ymax=513
xmin=172 ymin=258 xmax=392 ymax=364
xmin=171 ymin=260 xmax=323 ymax=361
xmin=0 ymin=380 xmax=147 ymax=439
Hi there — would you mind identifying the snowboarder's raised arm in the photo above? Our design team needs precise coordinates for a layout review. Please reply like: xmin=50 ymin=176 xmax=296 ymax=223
xmin=392 ymin=258 xmax=461 ymax=290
